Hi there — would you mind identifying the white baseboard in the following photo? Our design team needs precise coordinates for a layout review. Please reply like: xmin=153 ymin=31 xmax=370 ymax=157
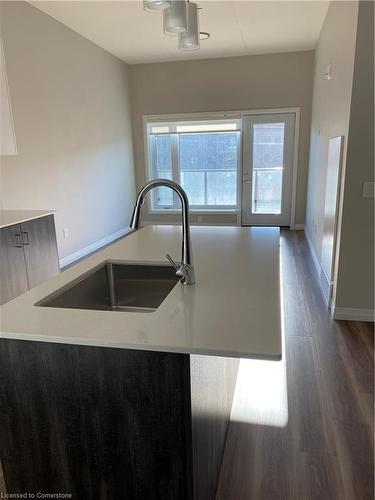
xmin=331 ymin=305 xmax=375 ymax=322
xmin=319 ymin=267 xmax=331 ymax=306
xmin=59 ymin=227 xmax=132 ymax=268
xmin=304 ymin=228 xmax=321 ymax=277
xmin=293 ymin=224 xmax=305 ymax=230
xmin=304 ymin=229 xmax=374 ymax=322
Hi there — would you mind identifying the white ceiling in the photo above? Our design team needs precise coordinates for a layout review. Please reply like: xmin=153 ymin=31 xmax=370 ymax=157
xmin=30 ymin=1 xmax=329 ymax=65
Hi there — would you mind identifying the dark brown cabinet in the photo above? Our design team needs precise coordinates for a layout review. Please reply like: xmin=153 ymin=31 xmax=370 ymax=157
xmin=0 ymin=340 xmax=239 ymax=500
xmin=20 ymin=216 xmax=59 ymax=289
xmin=0 ymin=225 xmax=29 ymax=304
xmin=0 ymin=215 xmax=59 ymax=305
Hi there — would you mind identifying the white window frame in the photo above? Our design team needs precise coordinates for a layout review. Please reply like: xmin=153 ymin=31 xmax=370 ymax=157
xmin=143 ymin=107 xmax=300 ymax=228
xmin=144 ymin=115 xmax=242 ymax=213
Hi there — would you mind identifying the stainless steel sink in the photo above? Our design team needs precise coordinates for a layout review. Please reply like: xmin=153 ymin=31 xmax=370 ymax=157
xmin=37 ymin=261 xmax=181 ymax=313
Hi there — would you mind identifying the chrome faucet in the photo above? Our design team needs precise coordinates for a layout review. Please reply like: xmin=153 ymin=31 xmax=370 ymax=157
xmin=130 ymin=179 xmax=195 ymax=285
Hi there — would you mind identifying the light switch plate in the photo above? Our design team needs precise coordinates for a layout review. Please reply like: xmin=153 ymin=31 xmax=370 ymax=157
xmin=362 ymin=181 xmax=375 ymax=198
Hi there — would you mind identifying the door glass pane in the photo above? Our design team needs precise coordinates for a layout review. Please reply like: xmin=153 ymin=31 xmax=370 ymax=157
xmin=179 ymin=132 xmax=238 ymax=206
xmin=252 ymin=123 xmax=284 ymax=214
xmin=153 ymin=135 xmax=173 ymax=207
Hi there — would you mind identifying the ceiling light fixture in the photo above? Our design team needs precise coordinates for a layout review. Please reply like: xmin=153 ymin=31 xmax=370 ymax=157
xmin=143 ymin=0 xmax=208 ymax=51
xmin=178 ymin=2 xmax=199 ymax=50
xmin=143 ymin=0 xmax=171 ymax=12
xmin=163 ymin=0 xmax=188 ymax=34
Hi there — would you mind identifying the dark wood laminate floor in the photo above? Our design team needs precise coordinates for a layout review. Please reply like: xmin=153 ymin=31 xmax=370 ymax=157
xmin=216 ymin=229 xmax=374 ymax=500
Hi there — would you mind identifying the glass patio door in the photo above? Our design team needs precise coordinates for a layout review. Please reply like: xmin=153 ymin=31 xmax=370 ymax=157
xmin=241 ymin=113 xmax=295 ymax=226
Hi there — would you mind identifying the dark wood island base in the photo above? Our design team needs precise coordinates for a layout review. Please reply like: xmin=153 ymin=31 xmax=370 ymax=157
xmin=0 ymin=339 xmax=239 ymax=500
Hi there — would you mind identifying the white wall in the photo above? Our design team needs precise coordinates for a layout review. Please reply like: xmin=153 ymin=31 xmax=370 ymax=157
xmin=0 ymin=1 xmax=136 ymax=260
xmin=129 ymin=50 xmax=314 ymax=226
xmin=334 ymin=1 xmax=374 ymax=312
xmin=306 ymin=0 xmax=374 ymax=316
xmin=305 ymin=1 xmax=358 ymax=257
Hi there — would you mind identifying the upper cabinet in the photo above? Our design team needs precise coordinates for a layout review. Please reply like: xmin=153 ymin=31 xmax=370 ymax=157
xmin=0 ymin=38 xmax=17 ymax=155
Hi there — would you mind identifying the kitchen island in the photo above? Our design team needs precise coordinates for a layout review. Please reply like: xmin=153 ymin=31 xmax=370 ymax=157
xmin=0 ymin=225 xmax=281 ymax=499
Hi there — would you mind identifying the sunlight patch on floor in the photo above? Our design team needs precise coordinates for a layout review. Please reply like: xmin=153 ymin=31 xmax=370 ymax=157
xmin=230 ymin=250 xmax=288 ymax=428
xmin=230 ymin=356 xmax=288 ymax=427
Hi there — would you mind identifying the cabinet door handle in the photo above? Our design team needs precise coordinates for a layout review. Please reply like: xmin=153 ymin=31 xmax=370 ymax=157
xmin=15 ymin=233 xmax=23 ymax=248
xmin=21 ymin=231 xmax=30 ymax=245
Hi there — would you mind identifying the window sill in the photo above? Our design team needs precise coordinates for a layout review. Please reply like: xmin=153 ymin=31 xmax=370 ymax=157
xmin=149 ymin=209 xmax=240 ymax=215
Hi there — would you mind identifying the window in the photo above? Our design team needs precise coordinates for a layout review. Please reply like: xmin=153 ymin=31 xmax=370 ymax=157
xmin=146 ymin=118 xmax=241 ymax=211
xmin=252 ymin=123 xmax=285 ymax=214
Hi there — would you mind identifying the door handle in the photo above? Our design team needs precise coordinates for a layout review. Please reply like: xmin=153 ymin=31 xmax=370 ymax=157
xmin=21 ymin=231 xmax=30 ymax=245
xmin=15 ymin=233 xmax=23 ymax=248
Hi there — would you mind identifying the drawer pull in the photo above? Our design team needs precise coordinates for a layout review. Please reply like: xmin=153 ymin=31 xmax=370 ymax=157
xmin=15 ymin=233 xmax=23 ymax=248
xmin=21 ymin=231 xmax=30 ymax=245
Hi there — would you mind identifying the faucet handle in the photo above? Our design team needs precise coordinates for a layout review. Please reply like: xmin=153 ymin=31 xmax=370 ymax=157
xmin=165 ymin=253 xmax=180 ymax=271
xmin=166 ymin=254 xmax=195 ymax=284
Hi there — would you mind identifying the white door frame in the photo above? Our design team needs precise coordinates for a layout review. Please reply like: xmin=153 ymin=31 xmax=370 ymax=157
xmin=241 ymin=112 xmax=296 ymax=226
xmin=142 ymin=107 xmax=300 ymax=228
xmin=239 ymin=108 xmax=300 ymax=228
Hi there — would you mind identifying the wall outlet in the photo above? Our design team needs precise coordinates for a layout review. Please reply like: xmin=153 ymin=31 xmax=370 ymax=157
xmin=63 ymin=227 xmax=69 ymax=239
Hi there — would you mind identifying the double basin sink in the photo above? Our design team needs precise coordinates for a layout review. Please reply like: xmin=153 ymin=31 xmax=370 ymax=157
xmin=38 ymin=262 xmax=181 ymax=313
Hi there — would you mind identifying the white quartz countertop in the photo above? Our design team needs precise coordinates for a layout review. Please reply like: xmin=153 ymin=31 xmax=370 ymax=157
xmin=0 ymin=210 xmax=55 ymax=228
xmin=0 ymin=225 xmax=282 ymax=360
